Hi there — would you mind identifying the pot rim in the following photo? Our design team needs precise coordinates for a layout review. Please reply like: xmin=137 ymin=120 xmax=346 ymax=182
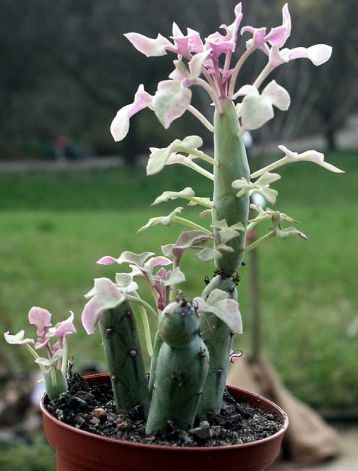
xmin=40 ymin=373 xmax=289 ymax=453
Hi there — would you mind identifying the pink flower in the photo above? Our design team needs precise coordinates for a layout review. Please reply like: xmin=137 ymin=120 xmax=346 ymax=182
xmin=52 ymin=312 xmax=76 ymax=346
xmin=241 ymin=3 xmax=291 ymax=48
xmin=28 ymin=306 xmax=52 ymax=337
xmin=82 ymin=277 xmax=138 ymax=334
xmin=152 ymin=267 xmax=185 ymax=310
xmin=166 ymin=23 xmax=203 ymax=58
xmin=125 ymin=25 xmax=203 ymax=60
xmin=153 ymin=267 xmax=169 ymax=310
xmin=110 ymin=85 xmax=153 ymax=142
xmin=205 ymin=3 xmax=243 ymax=57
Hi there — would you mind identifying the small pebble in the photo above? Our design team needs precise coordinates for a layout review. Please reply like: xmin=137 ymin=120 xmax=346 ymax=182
xmin=92 ymin=408 xmax=107 ymax=420
xmin=90 ymin=416 xmax=100 ymax=426
xmin=117 ymin=420 xmax=128 ymax=431
xmin=190 ymin=421 xmax=212 ymax=440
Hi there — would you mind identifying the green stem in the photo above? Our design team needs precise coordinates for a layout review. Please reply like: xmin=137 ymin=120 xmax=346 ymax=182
xmin=61 ymin=338 xmax=68 ymax=375
xmin=99 ymin=303 xmax=150 ymax=410
xmin=212 ymin=99 xmax=250 ymax=276
xmin=126 ymin=295 xmax=158 ymax=323
xmin=195 ymin=78 xmax=222 ymax=110
xmin=189 ymin=149 xmax=216 ymax=166
xmin=25 ymin=344 xmax=46 ymax=375
xmin=245 ymin=230 xmax=275 ymax=251
xmin=187 ymin=105 xmax=214 ymax=132
xmin=174 ymin=215 xmax=212 ymax=235
xmin=184 ymin=160 xmax=214 ymax=180
xmin=251 ymin=157 xmax=288 ymax=179
xmin=253 ymin=63 xmax=274 ymax=88
xmin=229 ymin=47 xmax=255 ymax=97
xmin=132 ymin=303 xmax=154 ymax=358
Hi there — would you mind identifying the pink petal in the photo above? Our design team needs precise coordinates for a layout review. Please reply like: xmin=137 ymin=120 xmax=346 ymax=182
xmin=82 ymin=279 xmax=125 ymax=334
xmin=97 ymin=256 xmax=118 ymax=265
xmin=124 ymin=32 xmax=171 ymax=57
xmin=54 ymin=312 xmax=76 ymax=344
xmin=28 ymin=307 xmax=52 ymax=337
xmin=187 ymin=28 xmax=204 ymax=53
xmin=129 ymin=85 xmax=153 ymax=118
xmin=167 ymin=24 xmax=203 ymax=57
xmin=155 ymin=267 xmax=170 ymax=281
xmin=145 ymin=256 xmax=172 ymax=269
xmin=110 ymin=85 xmax=152 ymax=142
xmin=224 ymin=2 xmax=243 ymax=45
xmin=268 ymin=46 xmax=289 ymax=68
xmin=206 ymin=2 xmax=243 ymax=57
xmin=282 ymin=3 xmax=292 ymax=36
xmin=35 ymin=337 xmax=50 ymax=350
xmin=266 ymin=26 xmax=289 ymax=48
xmin=288 ymin=44 xmax=332 ymax=66
xmin=81 ymin=299 xmax=101 ymax=335
xmin=241 ymin=26 xmax=267 ymax=47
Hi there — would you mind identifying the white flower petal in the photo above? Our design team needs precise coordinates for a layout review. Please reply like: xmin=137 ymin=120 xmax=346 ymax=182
xmin=262 ymin=80 xmax=290 ymax=111
xmin=188 ymin=50 xmax=211 ymax=78
xmin=124 ymin=32 xmax=171 ymax=57
xmin=239 ymin=95 xmax=274 ymax=130
xmin=152 ymin=187 xmax=195 ymax=205
xmin=153 ymin=80 xmax=192 ymax=129
xmin=307 ymin=44 xmax=332 ymax=66
xmin=4 ymin=330 xmax=34 ymax=345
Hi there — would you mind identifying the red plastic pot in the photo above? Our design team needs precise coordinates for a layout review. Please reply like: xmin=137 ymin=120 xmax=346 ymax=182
xmin=41 ymin=373 xmax=288 ymax=471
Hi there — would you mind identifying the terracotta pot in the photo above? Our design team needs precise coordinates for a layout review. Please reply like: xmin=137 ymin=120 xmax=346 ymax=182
xmin=41 ymin=373 xmax=288 ymax=471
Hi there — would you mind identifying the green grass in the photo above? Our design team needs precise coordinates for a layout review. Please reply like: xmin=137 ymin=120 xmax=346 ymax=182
xmin=0 ymin=150 xmax=357 ymax=409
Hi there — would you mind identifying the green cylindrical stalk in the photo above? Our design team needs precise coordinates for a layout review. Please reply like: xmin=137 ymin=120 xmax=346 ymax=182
xmin=146 ymin=301 xmax=209 ymax=435
xmin=213 ymin=99 xmax=250 ymax=276
xmin=99 ymin=302 xmax=149 ymax=410
xmin=45 ymin=368 xmax=68 ymax=400
xmin=198 ymin=275 xmax=237 ymax=416
xmin=148 ymin=331 xmax=162 ymax=396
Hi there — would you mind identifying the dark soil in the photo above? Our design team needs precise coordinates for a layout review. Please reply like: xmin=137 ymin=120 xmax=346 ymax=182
xmin=45 ymin=374 xmax=282 ymax=447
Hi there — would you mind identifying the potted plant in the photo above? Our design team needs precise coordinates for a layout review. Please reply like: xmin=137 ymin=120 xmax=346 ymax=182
xmin=4 ymin=3 xmax=343 ymax=470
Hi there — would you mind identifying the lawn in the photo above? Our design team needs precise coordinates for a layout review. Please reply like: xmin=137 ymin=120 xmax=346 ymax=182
xmin=0 ymin=150 xmax=357 ymax=409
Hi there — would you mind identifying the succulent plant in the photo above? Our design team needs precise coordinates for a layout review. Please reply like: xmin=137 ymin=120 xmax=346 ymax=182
xmin=4 ymin=3 xmax=343 ymax=434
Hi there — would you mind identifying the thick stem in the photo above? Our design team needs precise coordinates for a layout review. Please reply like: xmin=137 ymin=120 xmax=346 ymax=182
xmin=198 ymin=275 xmax=237 ymax=416
xmin=146 ymin=302 xmax=209 ymax=434
xmin=213 ymin=99 xmax=250 ymax=276
xmin=99 ymin=302 xmax=149 ymax=410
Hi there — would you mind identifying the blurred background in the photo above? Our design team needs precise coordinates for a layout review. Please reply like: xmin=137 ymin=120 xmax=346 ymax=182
xmin=0 ymin=0 xmax=357 ymax=469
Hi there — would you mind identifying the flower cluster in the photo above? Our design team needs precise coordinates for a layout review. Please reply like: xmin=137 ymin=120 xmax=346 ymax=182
xmin=111 ymin=3 xmax=332 ymax=141
xmin=4 ymin=308 xmax=76 ymax=398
